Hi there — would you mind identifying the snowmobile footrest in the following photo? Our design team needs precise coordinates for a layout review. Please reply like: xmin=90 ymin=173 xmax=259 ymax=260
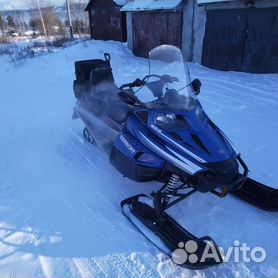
xmin=232 ymin=178 xmax=278 ymax=211
xmin=121 ymin=195 xmax=223 ymax=269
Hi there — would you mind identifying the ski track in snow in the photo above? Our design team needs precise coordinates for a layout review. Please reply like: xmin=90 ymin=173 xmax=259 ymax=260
xmin=0 ymin=40 xmax=277 ymax=278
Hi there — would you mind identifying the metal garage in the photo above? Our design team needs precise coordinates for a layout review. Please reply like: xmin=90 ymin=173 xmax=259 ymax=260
xmin=202 ymin=5 xmax=277 ymax=73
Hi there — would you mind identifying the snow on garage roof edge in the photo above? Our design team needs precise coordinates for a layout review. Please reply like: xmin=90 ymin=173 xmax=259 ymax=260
xmin=197 ymin=0 xmax=237 ymax=4
xmin=113 ymin=0 xmax=127 ymax=5
xmin=121 ymin=0 xmax=183 ymax=12
xmin=85 ymin=0 xmax=127 ymax=11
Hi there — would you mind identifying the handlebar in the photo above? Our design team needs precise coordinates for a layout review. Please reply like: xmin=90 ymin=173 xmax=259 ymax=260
xmin=119 ymin=78 xmax=146 ymax=90
xmin=119 ymin=74 xmax=178 ymax=91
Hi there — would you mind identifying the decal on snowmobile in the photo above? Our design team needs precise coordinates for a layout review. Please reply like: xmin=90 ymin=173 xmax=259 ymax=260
xmin=120 ymin=134 xmax=136 ymax=155
xmin=150 ymin=124 xmax=162 ymax=133
xmin=139 ymin=131 xmax=202 ymax=174
xmin=150 ymin=124 xmax=207 ymax=164
xmin=165 ymin=146 xmax=203 ymax=173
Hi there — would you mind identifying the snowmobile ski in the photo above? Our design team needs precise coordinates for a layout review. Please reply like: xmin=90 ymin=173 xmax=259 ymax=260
xmin=232 ymin=178 xmax=278 ymax=211
xmin=121 ymin=194 xmax=223 ymax=269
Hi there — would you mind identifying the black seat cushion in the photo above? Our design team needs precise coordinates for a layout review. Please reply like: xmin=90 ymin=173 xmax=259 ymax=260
xmin=90 ymin=66 xmax=114 ymax=86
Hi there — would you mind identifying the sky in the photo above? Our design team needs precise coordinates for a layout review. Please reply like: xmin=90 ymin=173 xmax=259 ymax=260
xmin=0 ymin=0 xmax=85 ymax=10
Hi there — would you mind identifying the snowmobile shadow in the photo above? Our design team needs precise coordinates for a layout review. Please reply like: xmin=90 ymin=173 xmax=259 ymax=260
xmin=0 ymin=207 xmax=156 ymax=260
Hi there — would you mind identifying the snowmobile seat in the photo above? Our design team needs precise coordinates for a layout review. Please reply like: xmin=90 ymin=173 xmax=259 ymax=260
xmin=89 ymin=65 xmax=114 ymax=86
xmin=75 ymin=59 xmax=111 ymax=84
xmin=88 ymin=64 xmax=131 ymax=124
xmin=74 ymin=57 xmax=130 ymax=124
xmin=73 ymin=59 xmax=113 ymax=99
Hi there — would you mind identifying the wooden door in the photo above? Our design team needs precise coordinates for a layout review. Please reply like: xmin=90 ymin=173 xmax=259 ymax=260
xmin=133 ymin=12 xmax=183 ymax=58
xmin=202 ymin=8 xmax=278 ymax=73
xmin=242 ymin=8 xmax=277 ymax=73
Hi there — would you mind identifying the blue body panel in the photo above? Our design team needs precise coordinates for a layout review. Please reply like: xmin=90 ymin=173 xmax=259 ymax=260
xmin=114 ymin=101 xmax=237 ymax=177
xmin=147 ymin=102 xmax=235 ymax=163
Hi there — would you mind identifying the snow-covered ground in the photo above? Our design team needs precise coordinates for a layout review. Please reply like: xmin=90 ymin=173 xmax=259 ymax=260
xmin=0 ymin=40 xmax=277 ymax=278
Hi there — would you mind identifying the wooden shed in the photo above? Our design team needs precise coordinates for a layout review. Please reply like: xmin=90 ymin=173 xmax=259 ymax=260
xmin=121 ymin=0 xmax=183 ymax=58
xmin=85 ymin=0 xmax=127 ymax=42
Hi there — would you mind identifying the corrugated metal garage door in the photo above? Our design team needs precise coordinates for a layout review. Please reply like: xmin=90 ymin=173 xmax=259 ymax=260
xmin=132 ymin=12 xmax=183 ymax=58
xmin=202 ymin=8 xmax=278 ymax=73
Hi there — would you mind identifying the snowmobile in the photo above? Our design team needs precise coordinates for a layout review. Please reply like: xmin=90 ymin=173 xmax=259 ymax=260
xmin=72 ymin=45 xmax=277 ymax=269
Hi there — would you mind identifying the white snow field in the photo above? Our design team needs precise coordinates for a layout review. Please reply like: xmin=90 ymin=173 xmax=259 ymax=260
xmin=0 ymin=40 xmax=277 ymax=278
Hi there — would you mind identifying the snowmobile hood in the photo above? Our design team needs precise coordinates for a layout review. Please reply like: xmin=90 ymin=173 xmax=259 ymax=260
xmin=135 ymin=102 xmax=236 ymax=165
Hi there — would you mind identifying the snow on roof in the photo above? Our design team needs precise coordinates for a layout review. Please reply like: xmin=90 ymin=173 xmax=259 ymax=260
xmin=121 ymin=0 xmax=183 ymax=12
xmin=85 ymin=0 xmax=127 ymax=10
xmin=197 ymin=0 xmax=237 ymax=4
xmin=113 ymin=0 xmax=128 ymax=5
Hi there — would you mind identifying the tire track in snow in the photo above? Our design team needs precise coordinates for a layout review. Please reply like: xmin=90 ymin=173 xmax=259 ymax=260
xmin=203 ymin=82 xmax=276 ymax=108
xmin=58 ymin=128 xmax=168 ymax=276
xmin=200 ymin=75 xmax=277 ymax=96
xmin=38 ymin=256 xmax=53 ymax=278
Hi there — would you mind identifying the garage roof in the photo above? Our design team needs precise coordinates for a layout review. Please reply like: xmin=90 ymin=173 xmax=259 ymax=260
xmin=85 ymin=0 xmax=127 ymax=11
xmin=197 ymin=0 xmax=237 ymax=4
xmin=113 ymin=0 xmax=127 ymax=5
xmin=120 ymin=0 xmax=183 ymax=12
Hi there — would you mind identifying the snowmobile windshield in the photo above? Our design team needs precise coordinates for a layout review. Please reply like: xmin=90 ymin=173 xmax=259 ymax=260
xmin=138 ymin=45 xmax=197 ymax=111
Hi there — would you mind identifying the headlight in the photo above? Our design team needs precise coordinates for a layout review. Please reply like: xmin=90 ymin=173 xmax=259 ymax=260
xmin=156 ymin=113 xmax=188 ymax=131
xmin=156 ymin=113 xmax=176 ymax=125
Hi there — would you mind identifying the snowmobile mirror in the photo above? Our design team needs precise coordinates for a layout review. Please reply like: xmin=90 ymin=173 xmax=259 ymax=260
xmin=191 ymin=79 xmax=202 ymax=95
xmin=104 ymin=53 xmax=111 ymax=62
xmin=119 ymin=91 xmax=137 ymax=105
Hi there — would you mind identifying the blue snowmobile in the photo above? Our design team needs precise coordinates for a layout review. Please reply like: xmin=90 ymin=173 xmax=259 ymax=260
xmin=73 ymin=45 xmax=277 ymax=269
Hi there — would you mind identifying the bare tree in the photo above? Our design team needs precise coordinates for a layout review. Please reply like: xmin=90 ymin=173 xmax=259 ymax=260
xmin=43 ymin=6 xmax=65 ymax=36
xmin=28 ymin=0 xmax=66 ymax=37
xmin=28 ymin=0 xmax=53 ymax=37
xmin=71 ymin=0 xmax=89 ymax=34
